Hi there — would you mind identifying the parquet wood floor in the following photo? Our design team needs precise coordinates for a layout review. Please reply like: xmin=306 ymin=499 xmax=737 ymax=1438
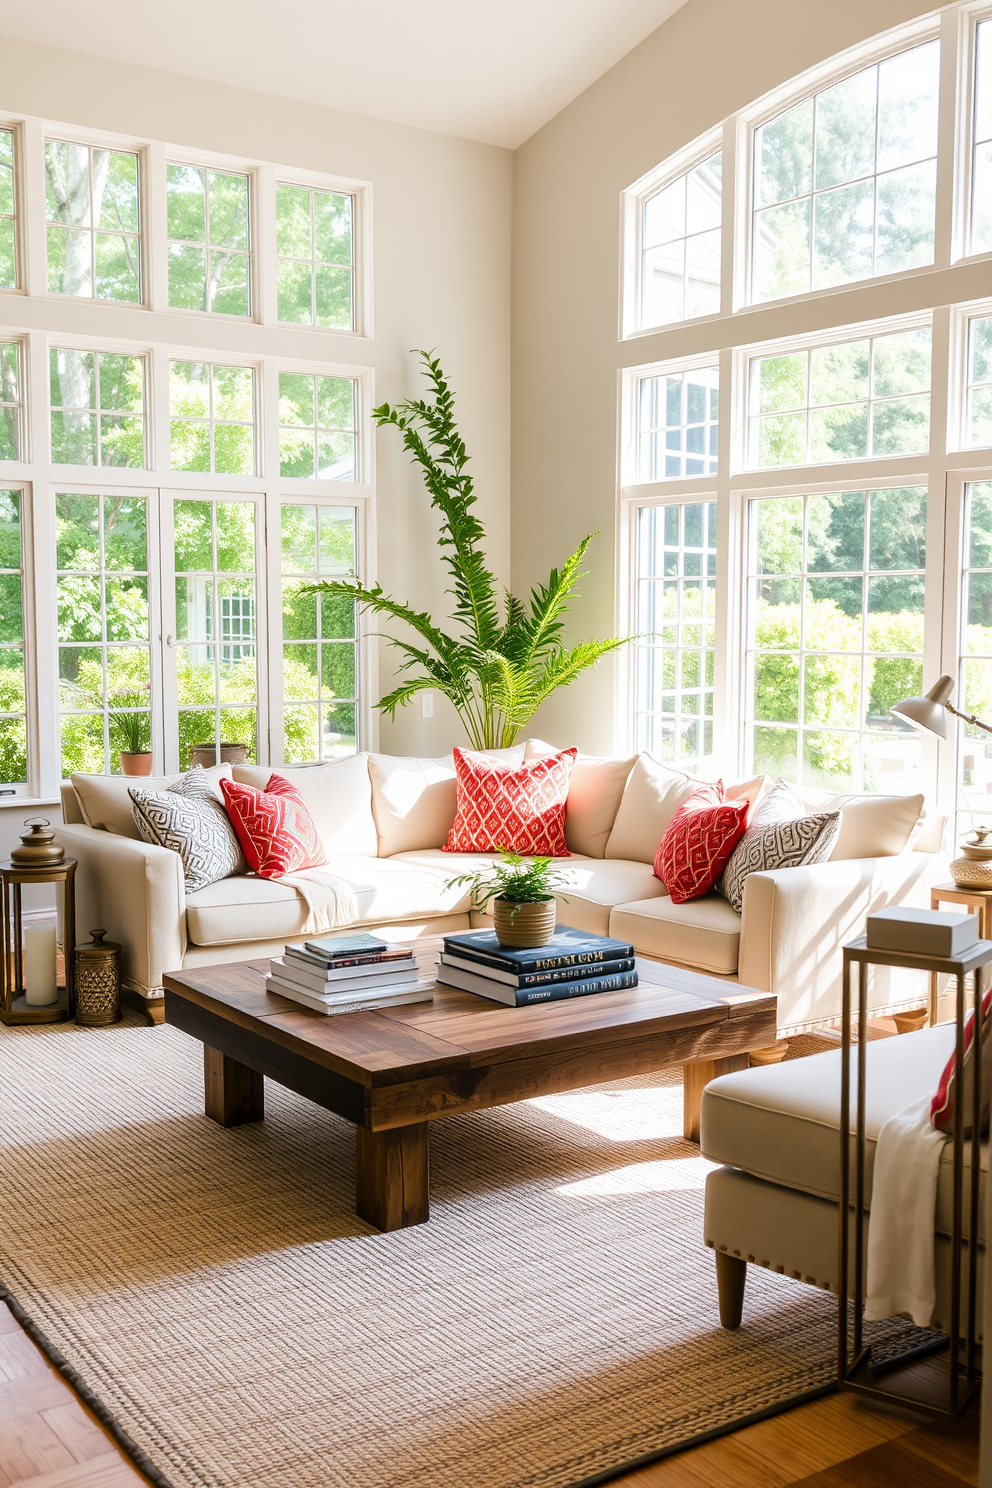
xmin=0 ymin=1298 xmax=978 ymax=1486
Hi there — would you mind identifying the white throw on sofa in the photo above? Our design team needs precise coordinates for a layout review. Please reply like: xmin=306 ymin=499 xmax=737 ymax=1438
xmin=56 ymin=746 xmax=948 ymax=1033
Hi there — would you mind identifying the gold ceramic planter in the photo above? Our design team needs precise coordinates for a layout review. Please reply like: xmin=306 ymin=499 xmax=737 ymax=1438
xmin=493 ymin=897 xmax=557 ymax=949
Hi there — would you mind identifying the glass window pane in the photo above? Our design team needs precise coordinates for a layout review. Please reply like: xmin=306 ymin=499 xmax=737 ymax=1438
xmin=877 ymin=42 xmax=939 ymax=173
xmin=812 ymin=179 xmax=873 ymax=288
xmin=278 ymin=183 xmax=356 ymax=330
xmin=168 ymin=242 xmax=207 ymax=310
xmin=869 ymin=487 xmax=926 ymax=571
xmin=876 ymin=161 xmax=936 ymax=274
xmin=813 ymin=67 xmax=877 ymax=191
xmin=276 ymin=183 xmax=311 ymax=257
xmin=208 ymin=171 xmax=249 ymax=249
xmin=639 ymin=153 xmax=721 ymax=330
xmin=209 ymin=248 xmax=250 ymax=316
xmin=752 ymin=198 xmax=811 ymax=301
xmin=167 ymin=164 xmax=205 ymax=241
xmin=314 ymin=191 xmax=352 ymax=264
xmin=97 ymin=150 xmax=139 ymax=234
xmin=807 ymin=492 xmax=865 ymax=572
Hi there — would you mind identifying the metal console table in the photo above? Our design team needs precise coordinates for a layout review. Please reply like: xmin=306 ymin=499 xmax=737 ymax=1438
xmin=840 ymin=933 xmax=992 ymax=1416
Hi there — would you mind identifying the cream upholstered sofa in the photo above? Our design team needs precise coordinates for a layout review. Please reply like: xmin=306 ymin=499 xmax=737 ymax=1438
xmin=700 ymin=1027 xmax=983 ymax=1335
xmin=56 ymin=746 xmax=947 ymax=1029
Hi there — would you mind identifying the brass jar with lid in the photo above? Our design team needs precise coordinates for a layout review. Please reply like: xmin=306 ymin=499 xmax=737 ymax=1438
xmin=11 ymin=818 xmax=65 ymax=866
xmin=74 ymin=929 xmax=121 ymax=1027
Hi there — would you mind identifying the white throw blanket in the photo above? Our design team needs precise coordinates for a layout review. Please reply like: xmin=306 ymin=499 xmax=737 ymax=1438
xmin=864 ymin=1095 xmax=950 ymax=1326
xmin=280 ymin=867 xmax=360 ymax=935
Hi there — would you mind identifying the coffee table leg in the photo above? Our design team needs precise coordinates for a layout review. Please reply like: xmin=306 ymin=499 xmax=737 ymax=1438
xmin=682 ymin=1054 xmax=749 ymax=1143
xmin=355 ymin=1123 xmax=429 ymax=1231
xmin=204 ymin=1045 xmax=264 ymax=1127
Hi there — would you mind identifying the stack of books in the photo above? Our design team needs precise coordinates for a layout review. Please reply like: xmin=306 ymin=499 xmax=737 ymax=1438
xmin=266 ymin=933 xmax=433 ymax=1015
xmin=435 ymin=926 xmax=638 ymax=1006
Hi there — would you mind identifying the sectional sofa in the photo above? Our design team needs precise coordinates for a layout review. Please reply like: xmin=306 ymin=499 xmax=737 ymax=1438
xmin=56 ymin=744 xmax=948 ymax=1033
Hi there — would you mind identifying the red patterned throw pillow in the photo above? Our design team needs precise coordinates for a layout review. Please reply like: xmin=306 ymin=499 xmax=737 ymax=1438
xmin=444 ymin=746 xmax=578 ymax=856
xmin=654 ymin=782 xmax=750 ymax=904
xmin=219 ymin=774 xmax=327 ymax=879
xmin=931 ymin=986 xmax=992 ymax=1133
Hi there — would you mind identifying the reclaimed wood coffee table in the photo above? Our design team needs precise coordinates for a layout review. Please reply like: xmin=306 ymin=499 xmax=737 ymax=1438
xmin=164 ymin=945 xmax=776 ymax=1231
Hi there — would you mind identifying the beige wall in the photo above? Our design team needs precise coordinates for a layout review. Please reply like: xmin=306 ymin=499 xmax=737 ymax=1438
xmin=511 ymin=0 xmax=943 ymax=755
xmin=0 ymin=35 xmax=512 ymax=873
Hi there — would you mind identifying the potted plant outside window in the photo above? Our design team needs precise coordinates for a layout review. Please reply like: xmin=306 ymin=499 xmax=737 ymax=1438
xmin=447 ymin=851 xmax=572 ymax=948
xmin=108 ymin=688 xmax=152 ymax=776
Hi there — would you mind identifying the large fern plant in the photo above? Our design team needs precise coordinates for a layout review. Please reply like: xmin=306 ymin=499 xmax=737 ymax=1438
xmin=304 ymin=352 xmax=628 ymax=750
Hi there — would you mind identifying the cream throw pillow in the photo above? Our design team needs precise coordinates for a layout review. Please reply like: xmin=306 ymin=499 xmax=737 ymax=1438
xmin=523 ymin=738 xmax=635 ymax=857
xmin=604 ymin=754 xmax=706 ymax=864
xmin=822 ymin=792 xmax=924 ymax=860
xmin=231 ymin=754 xmax=377 ymax=856
xmin=72 ymin=763 xmax=232 ymax=838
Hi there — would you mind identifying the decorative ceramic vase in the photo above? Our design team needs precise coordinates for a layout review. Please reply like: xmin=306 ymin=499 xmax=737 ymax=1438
xmin=950 ymin=827 xmax=992 ymax=890
xmin=74 ymin=929 xmax=122 ymax=1027
xmin=189 ymin=742 xmax=250 ymax=770
xmin=493 ymin=897 xmax=557 ymax=949
xmin=119 ymin=751 xmax=153 ymax=777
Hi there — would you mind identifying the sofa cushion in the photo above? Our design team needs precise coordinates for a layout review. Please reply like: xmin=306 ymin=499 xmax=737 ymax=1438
xmin=232 ymin=755 xmax=377 ymax=856
xmin=701 ymin=1027 xmax=956 ymax=1209
xmin=605 ymin=755 xmax=704 ymax=863
xmin=368 ymin=747 xmax=524 ymax=857
xmin=610 ymin=894 xmax=742 ymax=976
xmin=802 ymin=790 xmax=924 ymax=861
xmin=719 ymin=781 xmax=840 ymax=913
xmin=72 ymin=763 xmax=232 ymax=838
xmin=524 ymin=739 xmax=635 ymax=857
xmin=655 ymin=783 xmax=750 ymax=903
xmin=221 ymin=775 xmax=328 ymax=877
xmin=185 ymin=853 xmax=483 ymax=946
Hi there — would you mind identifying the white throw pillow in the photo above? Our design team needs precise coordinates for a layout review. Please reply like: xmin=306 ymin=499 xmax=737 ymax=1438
xmin=719 ymin=779 xmax=841 ymax=913
xmin=822 ymin=792 xmax=924 ymax=860
xmin=604 ymin=754 xmax=706 ymax=864
xmin=524 ymin=738 xmax=635 ymax=857
xmin=231 ymin=754 xmax=377 ymax=856
xmin=369 ymin=747 xmax=525 ymax=857
xmin=130 ymin=767 xmax=246 ymax=892
xmin=72 ymin=763 xmax=232 ymax=838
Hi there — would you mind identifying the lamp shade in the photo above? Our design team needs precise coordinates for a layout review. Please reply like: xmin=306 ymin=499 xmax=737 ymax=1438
xmin=889 ymin=674 xmax=955 ymax=738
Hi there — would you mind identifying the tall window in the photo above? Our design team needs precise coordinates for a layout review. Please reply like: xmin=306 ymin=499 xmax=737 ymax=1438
xmin=959 ymin=482 xmax=992 ymax=828
xmin=0 ymin=342 xmax=22 ymax=460
xmin=0 ymin=489 xmax=26 ymax=787
xmin=276 ymin=183 xmax=354 ymax=330
xmin=50 ymin=348 xmax=145 ymax=467
xmin=278 ymin=373 xmax=357 ymax=480
xmin=169 ymin=361 xmax=255 ymax=476
xmin=637 ymin=367 xmax=718 ymax=480
xmin=281 ymin=504 xmax=358 ymax=760
xmin=966 ymin=315 xmax=992 ymax=448
xmin=0 ymin=128 xmax=15 ymax=289
xmin=173 ymin=498 xmax=258 ymax=768
xmin=747 ymin=327 xmax=932 ymax=468
xmin=639 ymin=154 xmax=722 ymax=329
xmin=633 ymin=501 xmax=717 ymax=766
xmin=44 ymin=140 xmax=141 ymax=302
xmin=167 ymin=165 xmax=251 ymax=317
xmin=744 ymin=487 xmax=926 ymax=793
xmin=57 ymin=492 xmax=151 ymax=776
xmin=972 ymin=19 xmax=992 ymax=254
xmin=752 ymin=42 xmax=939 ymax=301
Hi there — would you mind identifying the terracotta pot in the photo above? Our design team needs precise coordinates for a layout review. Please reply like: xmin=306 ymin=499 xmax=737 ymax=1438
xmin=119 ymin=751 xmax=153 ymax=777
xmin=189 ymin=742 xmax=250 ymax=770
xmin=493 ymin=897 xmax=557 ymax=949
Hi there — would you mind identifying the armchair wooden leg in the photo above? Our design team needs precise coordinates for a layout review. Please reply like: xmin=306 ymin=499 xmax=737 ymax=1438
xmin=715 ymin=1251 xmax=747 ymax=1330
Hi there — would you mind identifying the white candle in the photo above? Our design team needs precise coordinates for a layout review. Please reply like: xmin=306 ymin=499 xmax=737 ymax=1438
xmin=24 ymin=925 xmax=58 ymax=1006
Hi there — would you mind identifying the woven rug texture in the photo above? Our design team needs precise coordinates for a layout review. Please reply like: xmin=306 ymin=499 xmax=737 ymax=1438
xmin=0 ymin=1021 xmax=906 ymax=1488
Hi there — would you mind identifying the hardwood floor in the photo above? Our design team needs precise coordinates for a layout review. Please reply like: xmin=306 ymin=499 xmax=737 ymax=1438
xmin=0 ymin=1298 xmax=978 ymax=1487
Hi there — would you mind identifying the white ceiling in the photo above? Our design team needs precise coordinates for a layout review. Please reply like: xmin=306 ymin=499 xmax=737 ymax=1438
xmin=0 ymin=0 xmax=689 ymax=149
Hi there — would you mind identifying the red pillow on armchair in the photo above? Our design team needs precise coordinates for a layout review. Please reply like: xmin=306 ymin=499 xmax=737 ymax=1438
xmin=654 ymin=782 xmax=750 ymax=904
xmin=444 ymin=746 xmax=577 ymax=856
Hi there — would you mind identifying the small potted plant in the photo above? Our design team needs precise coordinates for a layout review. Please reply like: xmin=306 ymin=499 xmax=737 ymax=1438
xmin=108 ymin=688 xmax=152 ymax=776
xmin=447 ymin=849 xmax=572 ymax=948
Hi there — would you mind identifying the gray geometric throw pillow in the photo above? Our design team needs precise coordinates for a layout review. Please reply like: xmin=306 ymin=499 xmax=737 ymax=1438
xmin=130 ymin=766 xmax=245 ymax=892
xmin=718 ymin=779 xmax=841 ymax=913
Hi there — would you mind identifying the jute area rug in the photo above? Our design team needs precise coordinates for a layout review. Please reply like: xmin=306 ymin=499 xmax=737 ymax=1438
xmin=0 ymin=1019 xmax=911 ymax=1488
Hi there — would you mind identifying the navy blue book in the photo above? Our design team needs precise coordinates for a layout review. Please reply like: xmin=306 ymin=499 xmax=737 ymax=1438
xmin=435 ymin=963 xmax=638 ymax=1006
xmin=439 ymin=951 xmax=636 ymax=989
xmin=442 ymin=926 xmax=634 ymax=973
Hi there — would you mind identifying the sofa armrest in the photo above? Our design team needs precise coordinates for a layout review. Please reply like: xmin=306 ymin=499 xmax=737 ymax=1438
xmin=56 ymin=823 xmax=186 ymax=999
xmin=738 ymin=849 xmax=950 ymax=1035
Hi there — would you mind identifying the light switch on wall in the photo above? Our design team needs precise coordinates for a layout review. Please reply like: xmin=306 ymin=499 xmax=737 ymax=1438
xmin=421 ymin=692 xmax=434 ymax=718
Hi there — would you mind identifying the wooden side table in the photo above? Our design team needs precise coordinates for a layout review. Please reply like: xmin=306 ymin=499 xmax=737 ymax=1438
xmin=928 ymin=883 xmax=992 ymax=1023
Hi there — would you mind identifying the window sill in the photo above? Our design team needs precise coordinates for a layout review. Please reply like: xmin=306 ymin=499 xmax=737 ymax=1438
xmin=0 ymin=797 xmax=61 ymax=810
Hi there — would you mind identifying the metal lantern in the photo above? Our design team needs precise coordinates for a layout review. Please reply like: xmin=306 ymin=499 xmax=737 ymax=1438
xmin=74 ymin=929 xmax=122 ymax=1027
xmin=0 ymin=819 xmax=76 ymax=1025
